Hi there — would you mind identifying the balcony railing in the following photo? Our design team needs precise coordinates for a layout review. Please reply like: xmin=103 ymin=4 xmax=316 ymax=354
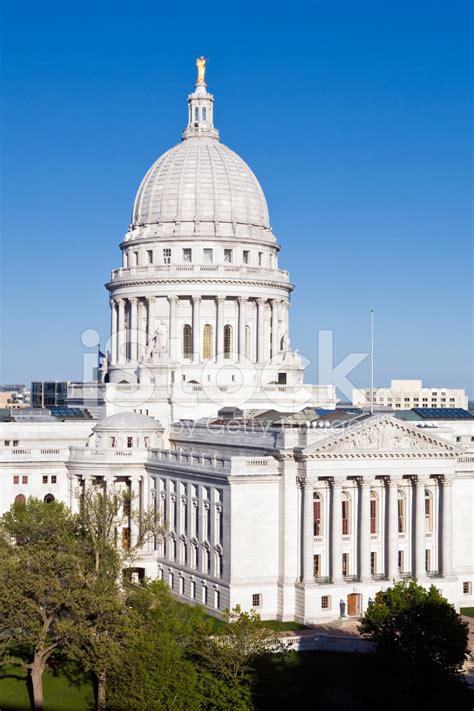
xmin=110 ymin=263 xmax=290 ymax=284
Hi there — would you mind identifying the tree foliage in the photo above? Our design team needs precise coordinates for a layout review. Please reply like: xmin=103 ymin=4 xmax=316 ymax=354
xmin=358 ymin=579 xmax=469 ymax=676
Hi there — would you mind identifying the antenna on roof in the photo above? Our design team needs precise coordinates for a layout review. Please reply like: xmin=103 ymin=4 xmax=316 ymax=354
xmin=370 ymin=308 xmax=375 ymax=414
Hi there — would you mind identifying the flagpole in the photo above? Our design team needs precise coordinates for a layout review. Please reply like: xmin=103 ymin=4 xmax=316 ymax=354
xmin=370 ymin=309 xmax=374 ymax=414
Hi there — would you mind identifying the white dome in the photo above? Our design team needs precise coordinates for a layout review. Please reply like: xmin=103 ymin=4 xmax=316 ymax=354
xmin=132 ymin=137 xmax=270 ymax=233
xmin=93 ymin=412 xmax=162 ymax=432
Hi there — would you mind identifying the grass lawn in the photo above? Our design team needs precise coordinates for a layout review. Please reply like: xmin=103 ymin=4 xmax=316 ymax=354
xmin=0 ymin=665 xmax=94 ymax=711
xmin=261 ymin=620 xmax=310 ymax=631
xmin=460 ymin=607 xmax=474 ymax=618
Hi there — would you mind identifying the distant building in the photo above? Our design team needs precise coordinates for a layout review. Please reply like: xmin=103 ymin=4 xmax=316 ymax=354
xmin=31 ymin=381 xmax=68 ymax=408
xmin=353 ymin=380 xmax=468 ymax=411
xmin=0 ymin=384 xmax=30 ymax=408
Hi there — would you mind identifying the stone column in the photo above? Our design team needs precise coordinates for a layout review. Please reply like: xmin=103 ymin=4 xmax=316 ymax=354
xmin=440 ymin=474 xmax=453 ymax=577
xmin=130 ymin=476 xmax=141 ymax=549
xmin=331 ymin=478 xmax=344 ymax=583
xmin=216 ymin=296 xmax=225 ymax=362
xmin=168 ymin=296 xmax=178 ymax=361
xmin=129 ymin=297 xmax=138 ymax=363
xmin=117 ymin=298 xmax=126 ymax=364
xmin=110 ymin=299 xmax=118 ymax=365
xmin=68 ymin=475 xmax=80 ymax=514
xmin=147 ymin=297 xmax=156 ymax=345
xmin=359 ymin=478 xmax=372 ymax=582
xmin=387 ymin=478 xmax=399 ymax=580
xmin=414 ymin=476 xmax=427 ymax=578
xmin=271 ymin=299 xmax=280 ymax=359
xmin=256 ymin=298 xmax=265 ymax=364
xmin=137 ymin=299 xmax=146 ymax=360
xmin=237 ymin=297 xmax=246 ymax=363
xmin=192 ymin=295 xmax=201 ymax=363
xmin=303 ymin=482 xmax=315 ymax=582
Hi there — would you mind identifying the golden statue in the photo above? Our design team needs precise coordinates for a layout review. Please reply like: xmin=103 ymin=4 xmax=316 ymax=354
xmin=196 ymin=56 xmax=206 ymax=84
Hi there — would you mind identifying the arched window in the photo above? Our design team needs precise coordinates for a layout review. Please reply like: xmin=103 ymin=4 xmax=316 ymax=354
xmin=194 ymin=107 xmax=199 ymax=122
xmin=203 ymin=324 xmax=213 ymax=360
xmin=183 ymin=324 xmax=192 ymax=358
xmin=14 ymin=494 xmax=26 ymax=505
xmin=202 ymin=544 xmax=210 ymax=574
xmin=44 ymin=493 xmax=55 ymax=503
xmin=202 ymin=106 xmax=207 ymax=121
xmin=425 ymin=489 xmax=433 ymax=533
xmin=214 ymin=549 xmax=222 ymax=578
xmin=370 ymin=492 xmax=378 ymax=534
xmin=398 ymin=492 xmax=406 ymax=533
xmin=341 ymin=493 xmax=350 ymax=535
xmin=313 ymin=493 xmax=322 ymax=536
xmin=224 ymin=325 xmax=232 ymax=359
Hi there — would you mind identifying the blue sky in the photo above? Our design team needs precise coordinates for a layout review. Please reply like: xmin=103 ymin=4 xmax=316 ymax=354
xmin=1 ymin=0 xmax=472 ymax=397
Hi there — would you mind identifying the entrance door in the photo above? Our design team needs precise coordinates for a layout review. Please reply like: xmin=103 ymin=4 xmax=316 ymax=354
xmin=347 ymin=593 xmax=362 ymax=616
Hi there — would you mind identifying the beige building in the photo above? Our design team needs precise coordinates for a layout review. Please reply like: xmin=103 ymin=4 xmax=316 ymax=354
xmin=353 ymin=380 xmax=469 ymax=411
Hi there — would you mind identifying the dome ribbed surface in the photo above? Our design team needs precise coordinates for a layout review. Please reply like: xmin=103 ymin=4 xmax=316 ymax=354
xmin=132 ymin=137 xmax=269 ymax=229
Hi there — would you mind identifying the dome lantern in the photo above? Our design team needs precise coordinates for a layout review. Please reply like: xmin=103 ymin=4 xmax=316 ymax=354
xmin=182 ymin=57 xmax=219 ymax=141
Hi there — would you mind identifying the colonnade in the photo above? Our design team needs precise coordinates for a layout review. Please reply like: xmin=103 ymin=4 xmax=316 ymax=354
xmin=109 ymin=294 xmax=289 ymax=366
xmin=301 ymin=475 xmax=453 ymax=584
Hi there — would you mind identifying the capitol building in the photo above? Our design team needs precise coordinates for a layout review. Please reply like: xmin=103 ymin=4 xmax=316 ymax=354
xmin=1 ymin=61 xmax=473 ymax=623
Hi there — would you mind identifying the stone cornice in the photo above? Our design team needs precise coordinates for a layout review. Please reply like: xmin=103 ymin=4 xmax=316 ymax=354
xmin=106 ymin=276 xmax=293 ymax=293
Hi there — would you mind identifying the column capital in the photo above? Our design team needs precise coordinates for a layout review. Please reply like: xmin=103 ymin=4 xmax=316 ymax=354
xmin=116 ymin=297 xmax=125 ymax=306
xmin=216 ymin=295 xmax=225 ymax=304
xmin=441 ymin=474 xmax=454 ymax=486
xmin=148 ymin=295 xmax=156 ymax=304
xmin=331 ymin=476 xmax=345 ymax=489
xmin=129 ymin=296 xmax=138 ymax=304
xmin=359 ymin=476 xmax=375 ymax=489
xmin=167 ymin=295 xmax=179 ymax=305
xmin=386 ymin=477 xmax=400 ymax=489
xmin=191 ymin=294 xmax=202 ymax=303
xmin=413 ymin=474 xmax=430 ymax=487
xmin=129 ymin=474 xmax=142 ymax=483
xmin=236 ymin=296 xmax=247 ymax=304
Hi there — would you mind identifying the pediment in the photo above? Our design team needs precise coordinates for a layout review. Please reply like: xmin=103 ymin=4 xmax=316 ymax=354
xmin=301 ymin=416 xmax=459 ymax=459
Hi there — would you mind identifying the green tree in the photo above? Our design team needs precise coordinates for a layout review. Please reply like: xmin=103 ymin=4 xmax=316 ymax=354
xmin=106 ymin=581 xmax=209 ymax=711
xmin=359 ymin=580 xmax=472 ymax=709
xmin=194 ymin=605 xmax=287 ymax=709
xmin=0 ymin=499 xmax=89 ymax=711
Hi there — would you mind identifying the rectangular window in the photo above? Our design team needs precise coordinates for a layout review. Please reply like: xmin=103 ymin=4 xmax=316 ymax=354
xmin=243 ymin=250 xmax=249 ymax=264
xmin=13 ymin=440 xmax=19 ymax=447
xmin=22 ymin=475 xmax=28 ymax=485
xmin=214 ymin=590 xmax=220 ymax=610
xmin=398 ymin=498 xmax=405 ymax=533
xmin=370 ymin=498 xmax=377 ymax=534
xmin=342 ymin=500 xmax=349 ymax=535
xmin=179 ymin=577 xmax=185 ymax=595
xmin=371 ymin=552 xmax=376 ymax=575
xmin=13 ymin=475 xmax=19 ymax=485
xmin=133 ymin=251 xmax=139 ymax=266
xmin=463 ymin=581 xmax=472 ymax=595
xmin=4 ymin=440 xmax=10 ymax=447
xmin=313 ymin=497 xmax=321 ymax=536
xmin=425 ymin=549 xmax=431 ymax=572
xmin=121 ymin=527 xmax=131 ymax=550
xmin=51 ymin=475 xmax=57 ymax=484
xmin=398 ymin=550 xmax=404 ymax=572
xmin=127 ymin=436 xmax=133 ymax=448
xmin=258 ymin=252 xmax=263 ymax=266
xmin=182 ymin=248 xmax=192 ymax=263
xmin=163 ymin=248 xmax=171 ymax=264
xmin=321 ymin=595 xmax=330 ymax=610
xmin=202 ymin=586 xmax=208 ymax=604
xmin=342 ymin=553 xmax=348 ymax=577
xmin=203 ymin=248 xmax=213 ymax=263
xmin=147 ymin=250 xmax=153 ymax=264
xmin=42 ymin=475 xmax=48 ymax=484
xmin=169 ymin=572 xmax=174 ymax=590
xmin=224 ymin=248 xmax=232 ymax=263
xmin=313 ymin=554 xmax=320 ymax=578
xmin=252 ymin=593 xmax=262 ymax=607
xmin=190 ymin=580 xmax=196 ymax=599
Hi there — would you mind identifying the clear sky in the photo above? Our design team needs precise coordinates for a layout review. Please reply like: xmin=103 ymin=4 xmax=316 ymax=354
xmin=1 ymin=0 xmax=472 ymax=397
